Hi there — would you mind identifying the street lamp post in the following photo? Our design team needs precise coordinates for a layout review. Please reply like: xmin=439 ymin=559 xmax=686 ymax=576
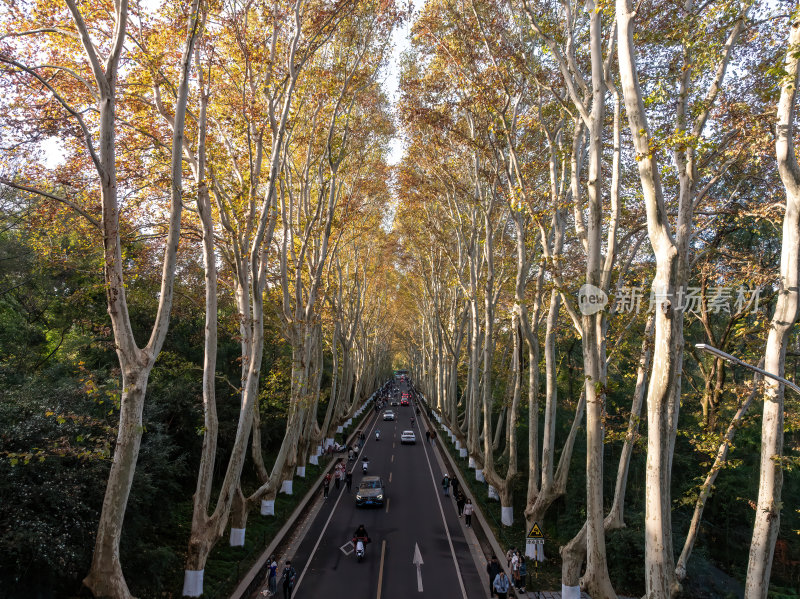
xmin=694 ymin=343 xmax=800 ymax=395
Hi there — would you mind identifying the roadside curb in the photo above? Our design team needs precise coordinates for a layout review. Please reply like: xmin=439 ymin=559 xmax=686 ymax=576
xmin=229 ymin=401 xmax=377 ymax=599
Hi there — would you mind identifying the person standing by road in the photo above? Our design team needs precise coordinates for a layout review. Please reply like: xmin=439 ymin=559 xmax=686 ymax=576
xmin=281 ymin=560 xmax=296 ymax=599
xmin=486 ymin=555 xmax=501 ymax=597
xmin=442 ymin=473 xmax=451 ymax=496
xmin=334 ymin=462 xmax=343 ymax=490
xmin=517 ymin=555 xmax=527 ymax=594
xmin=493 ymin=570 xmax=510 ymax=599
xmin=265 ymin=555 xmax=278 ymax=596
xmin=455 ymin=489 xmax=466 ymax=517
xmin=345 ymin=470 xmax=353 ymax=492
xmin=510 ymin=550 xmax=520 ymax=590
xmin=322 ymin=473 xmax=331 ymax=499
xmin=451 ymin=475 xmax=460 ymax=498
xmin=463 ymin=498 xmax=474 ymax=527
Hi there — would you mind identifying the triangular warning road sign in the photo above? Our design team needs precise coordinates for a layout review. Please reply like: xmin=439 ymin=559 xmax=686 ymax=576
xmin=527 ymin=522 xmax=544 ymax=539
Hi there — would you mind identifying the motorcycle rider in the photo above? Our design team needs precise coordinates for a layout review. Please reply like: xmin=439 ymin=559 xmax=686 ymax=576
xmin=353 ymin=525 xmax=370 ymax=550
xmin=361 ymin=456 xmax=369 ymax=474
xmin=353 ymin=524 xmax=370 ymax=560
xmin=375 ymin=429 xmax=381 ymax=441
xmin=354 ymin=524 xmax=369 ymax=540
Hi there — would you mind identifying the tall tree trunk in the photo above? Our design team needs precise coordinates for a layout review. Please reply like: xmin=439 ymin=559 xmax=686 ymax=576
xmin=84 ymin=3 xmax=201 ymax=594
xmin=746 ymin=14 xmax=800 ymax=597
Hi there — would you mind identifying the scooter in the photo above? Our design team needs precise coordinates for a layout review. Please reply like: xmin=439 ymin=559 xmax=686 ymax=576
xmin=375 ymin=430 xmax=381 ymax=441
xmin=362 ymin=459 xmax=369 ymax=474
xmin=353 ymin=536 xmax=369 ymax=562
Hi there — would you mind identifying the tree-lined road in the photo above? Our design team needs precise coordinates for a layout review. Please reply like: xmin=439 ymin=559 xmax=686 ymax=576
xmin=269 ymin=386 xmax=485 ymax=599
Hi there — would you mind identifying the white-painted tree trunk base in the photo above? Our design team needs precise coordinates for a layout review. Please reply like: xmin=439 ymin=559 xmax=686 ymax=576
xmin=469 ymin=457 xmax=476 ymax=468
xmin=455 ymin=440 xmax=461 ymax=450
xmin=309 ymin=454 xmax=319 ymax=466
xmin=488 ymin=484 xmax=499 ymax=500
xmin=296 ymin=466 xmax=305 ymax=477
xmin=562 ymin=584 xmax=580 ymax=599
xmin=525 ymin=542 xmax=537 ymax=559
xmin=459 ymin=448 xmax=468 ymax=458
xmin=281 ymin=480 xmax=293 ymax=494
xmin=475 ymin=469 xmax=485 ymax=482
xmin=337 ymin=425 xmax=343 ymax=433
xmin=182 ymin=569 xmax=204 ymax=597
xmin=345 ymin=418 xmax=352 ymax=427
xmin=501 ymin=506 xmax=513 ymax=526
xmin=261 ymin=499 xmax=275 ymax=516
xmin=325 ymin=437 xmax=334 ymax=449
xmin=536 ymin=543 xmax=546 ymax=562
xmin=229 ymin=527 xmax=245 ymax=547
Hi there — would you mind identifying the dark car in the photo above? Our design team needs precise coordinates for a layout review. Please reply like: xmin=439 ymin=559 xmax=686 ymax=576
xmin=356 ymin=476 xmax=386 ymax=507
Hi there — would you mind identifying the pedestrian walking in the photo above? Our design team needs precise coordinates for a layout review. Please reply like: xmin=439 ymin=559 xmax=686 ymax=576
xmin=442 ymin=473 xmax=451 ymax=496
xmin=451 ymin=475 xmax=460 ymax=497
xmin=463 ymin=498 xmax=474 ymax=527
xmin=486 ymin=555 xmax=501 ymax=597
xmin=334 ymin=462 xmax=342 ymax=489
xmin=493 ymin=570 xmax=511 ymax=599
xmin=345 ymin=470 xmax=352 ymax=492
xmin=517 ymin=555 xmax=527 ymax=593
xmin=505 ymin=547 xmax=515 ymax=567
xmin=323 ymin=473 xmax=331 ymax=499
xmin=455 ymin=490 xmax=465 ymax=517
xmin=265 ymin=555 xmax=278 ymax=596
xmin=281 ymin=560 xmax=296 ymax=599
xmin=429 ymin=430 xmax=436 ymax=445
xmin=425 ymin=430 xmax=430 ymax=443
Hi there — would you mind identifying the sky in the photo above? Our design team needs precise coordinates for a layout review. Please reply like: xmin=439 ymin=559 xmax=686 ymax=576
xmin=384 ymin=2 xmax=418 ymax=166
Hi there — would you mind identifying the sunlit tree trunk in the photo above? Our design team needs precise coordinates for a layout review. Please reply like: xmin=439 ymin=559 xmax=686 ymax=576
xmin=79 ymin=3 xmax=201 ymax=595
xmin=746 ymin=13 xmax=800 ymax=596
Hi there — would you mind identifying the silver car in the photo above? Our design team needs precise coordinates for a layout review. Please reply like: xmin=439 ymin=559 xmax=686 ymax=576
xmin=383 ymin=410 xmax=395 ymax=421
xmin=356 ymin=476 xmax=386 ymax=507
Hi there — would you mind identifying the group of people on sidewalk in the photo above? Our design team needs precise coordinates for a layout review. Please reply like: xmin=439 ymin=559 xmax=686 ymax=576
xmin=322 ymin=459 xmax=352 ymax=499
xmin=486 ymin=549 xmax=528 ymax=598
xmin=262 ymin=555 xmax=296 ymax=599
xmin=441 ymin=472 xmax=474 ymax=527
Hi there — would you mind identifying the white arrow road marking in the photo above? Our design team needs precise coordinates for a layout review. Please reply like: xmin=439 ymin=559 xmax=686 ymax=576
xmin=413 ymin=542 xmax=424 ymax=592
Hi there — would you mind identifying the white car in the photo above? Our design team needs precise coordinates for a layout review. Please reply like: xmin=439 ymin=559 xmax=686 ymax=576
xmin=401 ymin=430 xmax=416 ymax=444
xmin=383 ymin=410 xmax=395 ymax=421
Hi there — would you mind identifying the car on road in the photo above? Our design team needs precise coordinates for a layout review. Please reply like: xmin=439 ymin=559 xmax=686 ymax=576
xmin=400 ymin=430 xmax=416 ymax=444
xmin=383 ymin=410 xmax=395 ymax=421
xmin=400 ymin=398 xmax=409 ymax=406
xmin=390 ymin=399 xmax=400 ymax=406
xmin=356 ymin=476 xmax=386 ymax=507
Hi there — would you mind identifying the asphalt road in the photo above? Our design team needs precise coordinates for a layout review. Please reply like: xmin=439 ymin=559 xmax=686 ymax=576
xmin=282 ymin=384 xmax=486 ymax=599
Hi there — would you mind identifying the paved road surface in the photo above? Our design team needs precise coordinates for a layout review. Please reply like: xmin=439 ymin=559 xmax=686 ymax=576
xmin=276 ymin=382 xmax=486 ymax=599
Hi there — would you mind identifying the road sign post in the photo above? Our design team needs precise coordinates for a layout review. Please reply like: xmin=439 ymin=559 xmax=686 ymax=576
xmin=525 ymin=522 xmax=546 ymax=562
